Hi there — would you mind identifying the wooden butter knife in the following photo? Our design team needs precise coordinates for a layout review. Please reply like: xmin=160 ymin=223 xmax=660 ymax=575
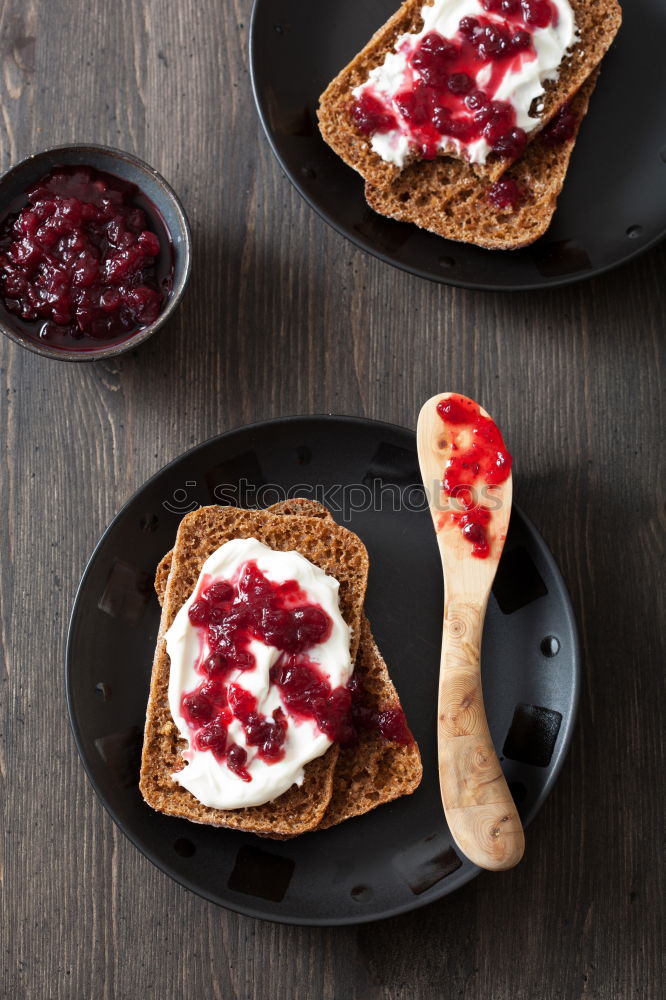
xmin=417 ymin=391 xmax=525 ymax=871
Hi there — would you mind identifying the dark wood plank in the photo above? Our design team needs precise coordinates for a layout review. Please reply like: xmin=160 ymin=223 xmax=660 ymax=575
xmin=0 ymin=1 xmax=664 ymax=998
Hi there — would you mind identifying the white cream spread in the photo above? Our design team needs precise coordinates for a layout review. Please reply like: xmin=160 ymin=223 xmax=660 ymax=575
xmin=165 ymin=538 xmax=352 ymax=809
xmin=353 ymin=0 xmax=577 ymax=166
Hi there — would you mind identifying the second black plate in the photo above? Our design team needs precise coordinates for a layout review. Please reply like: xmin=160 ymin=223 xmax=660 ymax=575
xmin=250 ymin=0 xmax=666 ymax=290
xmin=67 ymin=416 xmax=579 ymax=925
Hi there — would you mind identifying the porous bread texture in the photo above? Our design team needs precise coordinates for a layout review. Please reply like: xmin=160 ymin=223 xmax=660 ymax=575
xmin=152 ymin=498 xmax=423 ymax=835
xmin=140 ymin=504 xmax=369 ymax=837
xmin=317 ymin=0 xmax=621 ymax=186
xmin=365 ymin=67 xmax=599 ymax=249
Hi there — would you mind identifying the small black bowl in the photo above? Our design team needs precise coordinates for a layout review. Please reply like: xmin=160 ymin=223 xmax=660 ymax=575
xmin=0 ymin=144 xmax=192 ymax=361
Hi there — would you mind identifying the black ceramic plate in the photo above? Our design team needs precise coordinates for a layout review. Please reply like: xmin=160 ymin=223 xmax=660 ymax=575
xmin=250 ymin=0 xmax=666 ymax=290
xmin=67 ymin=416 xmax=579 ymax=925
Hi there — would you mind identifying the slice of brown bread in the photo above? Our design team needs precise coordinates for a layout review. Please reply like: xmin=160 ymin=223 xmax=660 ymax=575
xmin=154 ymin=498 xmax=423 ymax=834
xmin=140 ymin=504 xmax=369 ymax=837
xmin=364 ymin=67 xmax=598 ymax=249
xmin=318 ymin=0 xmax=621 ymax=186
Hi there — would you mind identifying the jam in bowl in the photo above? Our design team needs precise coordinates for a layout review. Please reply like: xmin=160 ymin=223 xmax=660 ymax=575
xmin=0 ymin=145 xmax=191 ymax=361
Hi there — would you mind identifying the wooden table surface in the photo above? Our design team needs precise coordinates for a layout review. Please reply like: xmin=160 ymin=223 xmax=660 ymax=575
xmin=1 ymin=2 xmax=664 ymax=998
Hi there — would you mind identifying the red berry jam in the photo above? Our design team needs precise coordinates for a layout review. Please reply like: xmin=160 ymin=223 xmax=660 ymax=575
xmin=270 ymin=658 xmax=356 ymax=744
xmin=540 ymin=101 xmax=578 ymax=146
xmin=0 ymin=166 xmax=173 ymax=352
xmin=520 ymin=0 xmax=555 ymax=29
xmin=488 ymin=177 xmax=524 ymax=209
xmin=436 ymin=394 xmax=512 ymax=558
xmin=348 ymin=675 xmax=414 ymax=745
xmin=351 ymin=93 xmax=398 ymax=135
xmin=376 ymin=708 xmax=414 ymax=744
xmin=349 ymin=2 xmax=562 ymax=165
xmin=272 ymin=658 xmax=415 ymax=747
xmin=226 ymin=744 xmax=251 ymax=782
xmin=482 ymin=0 xmax=555 ymax=27
xmin=182 ymin=562 xmax=338 ymax=776
xmin=228 ymin=684 xmax=289 ymax=761
xmin=182 ymin=562 xmax=414 ymax=779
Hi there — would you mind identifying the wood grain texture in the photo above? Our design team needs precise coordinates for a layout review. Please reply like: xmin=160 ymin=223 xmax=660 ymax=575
xmin=0 ymin=1 xmax=664 ymax=999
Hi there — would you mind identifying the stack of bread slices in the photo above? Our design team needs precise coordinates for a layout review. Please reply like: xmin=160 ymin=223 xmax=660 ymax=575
xmin=140 ymin=499 xmax=422 ymax=838
xmin=317 ymin=0 xmax=622 ymax=249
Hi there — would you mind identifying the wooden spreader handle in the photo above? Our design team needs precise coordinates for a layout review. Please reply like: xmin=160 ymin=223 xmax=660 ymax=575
xmin=417 ymin=391 xmax=525 ymax=872
xmin=438 ymin=597 xmax=524 ymax=871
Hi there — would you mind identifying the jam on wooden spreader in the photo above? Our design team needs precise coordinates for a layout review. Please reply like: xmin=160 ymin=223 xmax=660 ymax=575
xmin=436 ymin=392 xmax=513 ymax=558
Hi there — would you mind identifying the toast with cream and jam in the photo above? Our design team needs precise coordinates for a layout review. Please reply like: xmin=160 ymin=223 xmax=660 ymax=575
xmin=141 ymin=502 xmax=422 ymax=837
xmin=317 ymin=0 xmax=621 ymax=248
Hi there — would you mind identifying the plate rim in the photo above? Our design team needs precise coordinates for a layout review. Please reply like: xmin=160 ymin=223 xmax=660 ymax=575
xmin=248 ymin=0 xmax=665 ymax=293
xmin=66 ymin=412 xmax=581 ymax=925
